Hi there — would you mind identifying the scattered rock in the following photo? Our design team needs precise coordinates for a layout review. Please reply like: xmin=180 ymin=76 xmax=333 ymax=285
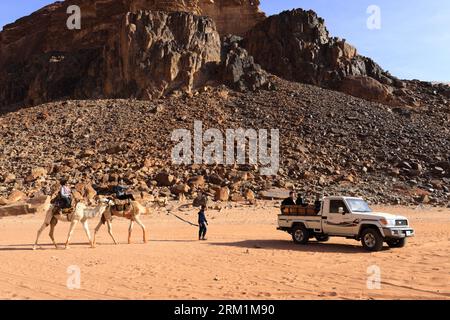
xmin=215 ymin=187 xmax=230 ymax=202
xmin=155 ymin=172 xmax=175 ymax=187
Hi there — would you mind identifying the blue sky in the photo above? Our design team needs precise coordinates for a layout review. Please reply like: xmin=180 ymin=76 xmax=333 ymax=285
xmin=1 ymin=0 xmax=449 ymax=82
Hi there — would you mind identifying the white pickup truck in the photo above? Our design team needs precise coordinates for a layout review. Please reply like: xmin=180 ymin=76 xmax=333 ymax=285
xmin=277 ymin=196 xmax=414 ymax=251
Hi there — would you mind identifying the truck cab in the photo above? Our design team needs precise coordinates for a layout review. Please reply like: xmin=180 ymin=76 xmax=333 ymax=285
xmin=277 ymin=196 xmax=414 ymax=251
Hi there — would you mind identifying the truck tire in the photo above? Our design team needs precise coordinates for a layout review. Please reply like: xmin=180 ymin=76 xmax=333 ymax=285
xmin=315 ymin=234 xmax=330 ymax=242
xmin=292 ymin=225 xmax=309 ymax=244
xmin=361 ymin=228 xmax=384 ymax=252
xmin=387 ymin=238 xmax=406 ymax=248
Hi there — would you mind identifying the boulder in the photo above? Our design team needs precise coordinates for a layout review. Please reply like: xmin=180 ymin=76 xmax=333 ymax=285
xmin=3 ymin=173 xmax=16 ymax=184
xmin=27 ymin=167 xmax=47 ymax=182
xmin=230 ymin=193 xmax=245 ymax=202
xmin=0 ymin=204 xmax=37 ymax=217
xmin=7 ymin=190 xmax=27 ymax=203
xmin=193 ymin=194 xmax=209 ymax=207
xmin=0 ymin=197 xmax=8 ymax=206
xmin=259 ymin=188 xmax=291 ymax=200
xmin=215 ymin=186 xmax=230 ymax=201
xmin=208 ymin=174 xmax=224 ymax=186
xmin=155 ymin=172 xmax=175 ymax=187
xmin=244 ymin=189 xmax=255 ymax=201
xmin=188 ymin=176 xmax=206 ymax=188
xmin=339 ymin=76 xmax=394 ymax=104
xmin=171 ymin=184 xmax=191 ymax=195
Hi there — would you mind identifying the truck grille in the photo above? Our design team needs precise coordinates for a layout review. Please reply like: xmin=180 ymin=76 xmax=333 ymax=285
xmin=395 ymin=220 xmax=408 ymax=226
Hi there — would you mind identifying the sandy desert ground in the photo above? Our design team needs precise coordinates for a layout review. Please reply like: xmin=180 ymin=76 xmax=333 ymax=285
xmin=0 ymin=202 xmax=449 ymax=300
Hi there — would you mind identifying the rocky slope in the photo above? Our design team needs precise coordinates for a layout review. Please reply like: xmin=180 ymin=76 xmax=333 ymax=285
xmin=0 ymin=77 xmax=448 ymax=206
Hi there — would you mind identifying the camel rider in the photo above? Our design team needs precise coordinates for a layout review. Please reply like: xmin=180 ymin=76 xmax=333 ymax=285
xmin=114 ymin=179 xmax=135 ymax=201
xmin=60 ymin=179 xmax=72 ymax=209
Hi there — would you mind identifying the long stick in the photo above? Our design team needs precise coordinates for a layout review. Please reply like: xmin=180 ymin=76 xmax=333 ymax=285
xmin=168 ymin=211 xmax=199 ymax=227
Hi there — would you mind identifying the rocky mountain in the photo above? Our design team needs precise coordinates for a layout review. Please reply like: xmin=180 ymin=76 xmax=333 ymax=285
xmin=0 ymin=1 xmax=449 ymax=207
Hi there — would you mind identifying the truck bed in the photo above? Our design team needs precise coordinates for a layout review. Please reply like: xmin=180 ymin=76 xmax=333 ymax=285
xmin=280 ymin=205 xmax=320 ymax=216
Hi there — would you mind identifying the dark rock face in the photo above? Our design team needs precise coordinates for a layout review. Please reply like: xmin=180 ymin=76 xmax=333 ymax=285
xmin=243 ymin=9 xmax=401 ymax=104
xmin=0 ymin=6 xmax=221 ymax=111
xmin=219 ymin=36 xmax=272 ymax=92
xmin=106 ymin=10 xmax=221 ymax=99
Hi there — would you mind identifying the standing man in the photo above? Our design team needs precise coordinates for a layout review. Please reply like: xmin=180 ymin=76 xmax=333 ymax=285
xmin=198 ymin=205 xmax=208 ymax=241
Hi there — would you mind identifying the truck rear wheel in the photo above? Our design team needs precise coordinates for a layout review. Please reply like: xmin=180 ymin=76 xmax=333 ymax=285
xmin=361 ymin=228 xmax=384 ymax=252
xmin=292 ymin=225 xmax=309 ymax=244
xmin=387 ymin=238 xmax=406 ymax=248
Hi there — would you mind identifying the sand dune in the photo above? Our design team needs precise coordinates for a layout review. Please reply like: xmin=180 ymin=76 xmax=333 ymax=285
xmin=0 ymin=203 xmax=449 ymax=300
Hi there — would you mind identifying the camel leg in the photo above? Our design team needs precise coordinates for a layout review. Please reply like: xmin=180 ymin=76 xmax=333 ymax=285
xmin=106 ymin=220 xmax=118 ymax=245
xmin=33 ymin=222 xmax=49 ymax=250
xmin=134 ymin=217 xmax=147 ymax=244
xmin=65 ymin=220 xmax=79 ymax=249
xmin=81 ymin=220 xmax=93 ymax=248
xmin=93 ymin=219 xmax=103 ymax=247
xmin=49 ymin=218 xmax=59 ymax=249
xmin=128 ymin=220 xmax=134 ymax=244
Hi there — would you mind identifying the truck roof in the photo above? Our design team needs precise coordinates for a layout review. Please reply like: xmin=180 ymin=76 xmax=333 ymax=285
xmin=323 ymin=196 xmax=364 ymax=201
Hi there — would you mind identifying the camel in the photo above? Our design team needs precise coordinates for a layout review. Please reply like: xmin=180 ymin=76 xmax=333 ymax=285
xmin=33 ymin=199 xmax=109 ymax=250
xmin=93 ymin=199 xmax=148 ymax=246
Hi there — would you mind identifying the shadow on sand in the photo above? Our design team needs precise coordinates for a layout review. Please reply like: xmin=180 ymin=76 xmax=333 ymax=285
xmin=208 ymin=239 xmax=390 ymax=253
xmin=0 ymin=242 xmax=92 ymax=251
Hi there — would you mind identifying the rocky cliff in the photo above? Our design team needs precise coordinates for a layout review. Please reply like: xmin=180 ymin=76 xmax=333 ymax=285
xmin=199 ymin=0 xmax=266 ymax=36
xmin=1 ymin=2 xmax=448 ymax=111
xmin=243 ymin=9 xmax=405 ymax=105
xmin=0 ymin=1 xmax=224 ymax=110
xmin=0 ymin=0 xmax=267 ymax=110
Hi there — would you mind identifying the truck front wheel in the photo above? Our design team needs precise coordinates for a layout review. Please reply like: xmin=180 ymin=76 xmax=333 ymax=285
xmin=292 ymin=225 xmax=309 ymax=244
xmin=387 ymin=238 xmax=406 ymax=248
xmin=361 ymin=228 xmax=384 ymax=252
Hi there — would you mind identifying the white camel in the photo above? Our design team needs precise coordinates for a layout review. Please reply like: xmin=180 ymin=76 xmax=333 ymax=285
xmin=33 ymin=199 xmax=109 ymax=250
xmin=93 ymin=199 xmax=148 ymax=246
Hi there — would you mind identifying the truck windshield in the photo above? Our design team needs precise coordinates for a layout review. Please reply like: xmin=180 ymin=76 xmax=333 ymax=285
xmin=346 ymin=199 xmax=372 ymax=213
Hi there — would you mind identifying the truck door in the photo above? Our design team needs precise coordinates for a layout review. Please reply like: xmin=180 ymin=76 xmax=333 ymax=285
xmin=323 ymin=200 xmax=357 ymax=235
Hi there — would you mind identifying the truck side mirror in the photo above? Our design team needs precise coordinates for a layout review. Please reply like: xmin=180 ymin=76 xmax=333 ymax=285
xmin=338 ymin=207 xmax=345 ymax=214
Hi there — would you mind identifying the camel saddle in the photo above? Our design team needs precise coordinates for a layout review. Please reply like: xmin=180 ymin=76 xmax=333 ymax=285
xmin=113 ymin=199 xmax=132 ymax=214
xmin=51 ymin=195 xmax=75 ymax=217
